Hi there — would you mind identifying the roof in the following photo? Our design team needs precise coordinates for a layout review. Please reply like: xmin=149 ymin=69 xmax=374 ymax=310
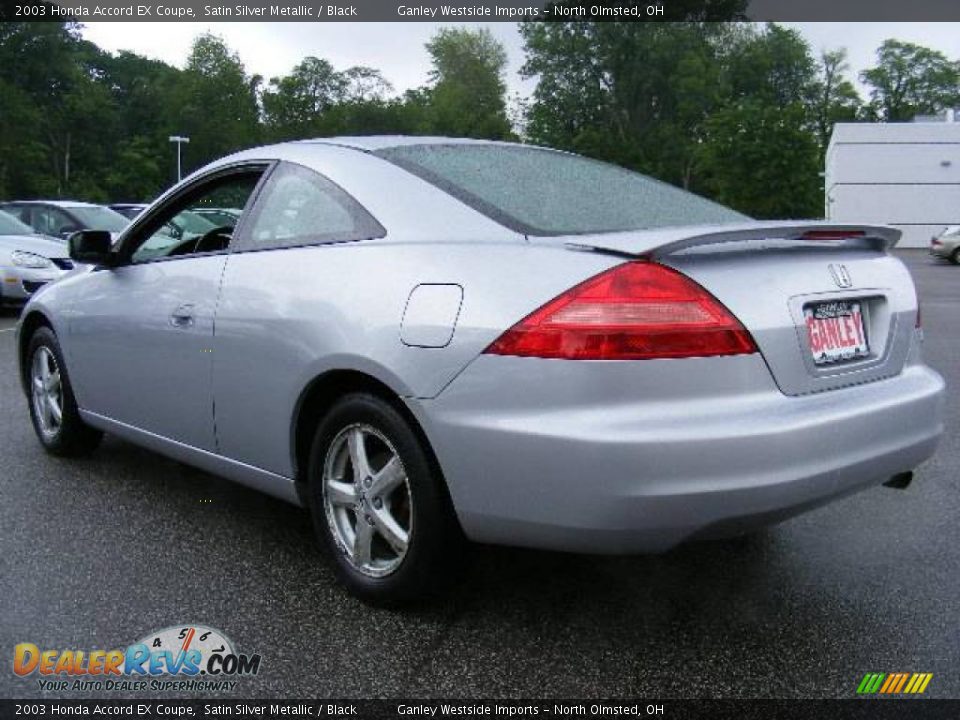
xmin=295 ymin=135 xmax=515 ymax=151
xmin=829 ymin=122 xmax=960 ymax=148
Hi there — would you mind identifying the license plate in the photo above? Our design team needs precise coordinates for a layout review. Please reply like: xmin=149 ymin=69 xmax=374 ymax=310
xmin=804 ymin=301 xmax=869 ymax=365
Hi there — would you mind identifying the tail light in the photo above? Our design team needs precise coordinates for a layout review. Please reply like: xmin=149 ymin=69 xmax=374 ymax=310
xmin=484 ymin=262 xmax=757 ymax=360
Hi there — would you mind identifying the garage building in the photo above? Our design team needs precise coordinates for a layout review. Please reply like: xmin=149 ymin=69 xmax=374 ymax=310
xmin=825 ymin=119 xmax=960 ymax=248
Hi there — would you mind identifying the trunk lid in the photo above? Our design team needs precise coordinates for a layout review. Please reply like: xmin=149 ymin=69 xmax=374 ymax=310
xmin=544 ymin=221 xmax=917 ymax=396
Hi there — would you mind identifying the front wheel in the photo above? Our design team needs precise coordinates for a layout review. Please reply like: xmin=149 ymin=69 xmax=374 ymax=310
xmin=950 ymin=248 xmax=960 ymax=265
xmin=308 ymin=392 xmax=461 ymax=604
xmin=26 ymin=327 xmax=103 ymax=456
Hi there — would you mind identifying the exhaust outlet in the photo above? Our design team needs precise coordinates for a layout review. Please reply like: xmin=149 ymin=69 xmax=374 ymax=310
xmin=883 ymin=472 xmax=914 ymax=490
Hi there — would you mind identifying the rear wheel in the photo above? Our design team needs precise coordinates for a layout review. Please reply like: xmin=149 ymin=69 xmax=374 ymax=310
xmin=26 ymin=327 xmax=103 ymax=456
xmin=308 ymin=392 xmax=460 ymax=604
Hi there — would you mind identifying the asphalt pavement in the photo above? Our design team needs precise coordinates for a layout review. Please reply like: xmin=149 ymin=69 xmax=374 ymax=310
xmin=1 ymin=250 xmax=957 ymax=699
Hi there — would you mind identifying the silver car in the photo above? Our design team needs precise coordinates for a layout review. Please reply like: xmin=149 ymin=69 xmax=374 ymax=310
xmin=930 ymin=226 xmax=960 ymax=264
xmin=16 ymin=137 xmax=945 ymax=603
xmin=0 ymin=210 xmax=77 ymax=306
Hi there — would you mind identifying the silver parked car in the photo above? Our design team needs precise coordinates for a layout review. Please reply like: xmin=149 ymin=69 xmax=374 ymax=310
xmin=0 ymin=210 xmax=77 ymax=306
xmin=0 ymin=200 xmax=129 ymax=241
xmin=930 ymin=226 xmax=960 ymax=264
xmin=16 ymin=137 xmax=945 ymax=603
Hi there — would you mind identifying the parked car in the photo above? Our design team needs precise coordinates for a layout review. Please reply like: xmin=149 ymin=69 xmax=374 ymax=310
xmin=930 ymin=226 xmax=960 ymax=264
xmin=0 ymin=200 xmax=129 ymax=240
xmin=16 ymin=137 xmax=945 ymax=604
xmin=109 ymin=203 xmax=148 ymax=220
xmin=0 ymin=210 xmax=77 ymax=306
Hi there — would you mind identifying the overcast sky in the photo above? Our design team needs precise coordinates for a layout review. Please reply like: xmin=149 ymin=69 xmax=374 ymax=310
xmin=81 ymin=22 xmax=960 ymax=99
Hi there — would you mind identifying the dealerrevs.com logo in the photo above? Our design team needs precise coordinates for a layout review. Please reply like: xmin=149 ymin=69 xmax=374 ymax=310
xmin=13 ymin=625 xmax=262 ymax=693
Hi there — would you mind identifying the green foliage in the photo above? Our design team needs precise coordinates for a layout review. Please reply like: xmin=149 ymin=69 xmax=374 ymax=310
xmin=420 ymin=27 xmax=512 ymax=139
xmin=1 ymin=21 xmax=957 ymax=223
xmin=812 ymin=49 xmax=862 ymax=150
xmin=698 ymin=101 xmax=821 ymax=218
xmin=860 ymin=40 xmax=960 ymax=121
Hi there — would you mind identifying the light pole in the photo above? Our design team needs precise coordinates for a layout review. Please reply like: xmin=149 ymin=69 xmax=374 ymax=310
xmin=168 ymin=135 xmax=190 ymax=182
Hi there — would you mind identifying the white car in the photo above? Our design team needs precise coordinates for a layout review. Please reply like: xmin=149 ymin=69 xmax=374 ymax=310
xmin=0 ymin=210 xmax=77 ymax=306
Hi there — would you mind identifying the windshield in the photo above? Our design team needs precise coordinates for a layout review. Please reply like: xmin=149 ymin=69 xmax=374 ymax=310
xmin=68 ymin=206 xmax=130 ymax=233
xmin=0 ymin=209 xmax=36 ymax=236
xmin=375 ymin=144 xmax=748 ymax=236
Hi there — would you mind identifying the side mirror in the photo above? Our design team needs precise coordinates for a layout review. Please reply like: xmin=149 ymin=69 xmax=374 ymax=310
xmin=68 ymin=230 xmax=115 ymax=266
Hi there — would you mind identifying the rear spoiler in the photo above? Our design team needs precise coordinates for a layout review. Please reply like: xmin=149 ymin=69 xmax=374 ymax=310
xmin=560 ymin=222 xmax=901 ymax=258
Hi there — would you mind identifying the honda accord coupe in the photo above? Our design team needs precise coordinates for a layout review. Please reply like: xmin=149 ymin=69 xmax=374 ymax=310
xmin=16 ymin=137 xmax=945 ymax=603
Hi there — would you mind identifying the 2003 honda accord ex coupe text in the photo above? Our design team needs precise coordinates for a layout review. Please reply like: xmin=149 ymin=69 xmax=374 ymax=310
xmin=17 ymin=137 xmax=945 ymax=603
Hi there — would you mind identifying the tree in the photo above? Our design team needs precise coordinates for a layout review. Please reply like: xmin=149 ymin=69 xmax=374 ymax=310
xmin=173 ymin=33 xmax=260 ymax=173
xmin=0 ymin=22 xmax=115 ymax=198
xmin=698 ymin=101 xmax=822 ymax=218
xmin=262 ymin=57 xmax=393 ymax=141
xmin=421 ymin=27 xmax=512 ymax=139
xmin=521 ymin=23 xmax=734 ymax=188
xmin=811 ymin=49 xmax=862 ymax=150
xmin=860 ymin=40 xmax=960 ymax=121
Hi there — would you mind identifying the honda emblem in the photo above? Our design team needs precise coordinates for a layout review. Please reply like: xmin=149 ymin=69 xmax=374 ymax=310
xmin=829 ymin=263 xmax=852 ymax=289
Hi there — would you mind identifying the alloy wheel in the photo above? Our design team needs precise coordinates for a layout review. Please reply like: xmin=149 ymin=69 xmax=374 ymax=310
xmin=322 ymin=423 xmax=413 ymax=578
xmin=31 ymin=346 xmax=63 ymax=440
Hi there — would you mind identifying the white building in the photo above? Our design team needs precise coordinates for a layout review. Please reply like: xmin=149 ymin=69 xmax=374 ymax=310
xmin=825 ymin=120 xmax=960 ymax=248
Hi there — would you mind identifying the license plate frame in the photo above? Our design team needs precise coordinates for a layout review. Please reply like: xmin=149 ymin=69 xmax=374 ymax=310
xmin=804 ymin=300 xmax=869 ymax=365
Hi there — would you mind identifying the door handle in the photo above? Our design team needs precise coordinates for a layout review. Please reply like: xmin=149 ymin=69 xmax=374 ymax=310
xmin=169 ymin=303 xmax=196 ymax=328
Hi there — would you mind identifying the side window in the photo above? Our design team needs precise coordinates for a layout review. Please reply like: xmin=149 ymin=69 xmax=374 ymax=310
xmin=129 ymin=171 xmax=262 ymax=264
xmin=35 ymin=207 xmax=75 ymax=236
xmin=240 ymin=163 xmax=384 ymax=251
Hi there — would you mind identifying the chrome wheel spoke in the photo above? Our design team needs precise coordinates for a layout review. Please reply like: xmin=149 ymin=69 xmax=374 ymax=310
xmin=46 ymin=370 xmax=60 ymax=393
xmin=369 ymin=456 xmax=405 ymax=498
xmin=38 ymin=390 xmax=52 ymax=426
xmin=347 ymin=427 xmax=373 ymax=483
xmin=326 ymin=479 xmax=357 ymax=507
xmin=372 ymin=507 xmax=409 ymax=554
xmin=352 ymin=518 xmax=374 ymax=566
xmin=47 ymin=394 xmax=62 ymax=424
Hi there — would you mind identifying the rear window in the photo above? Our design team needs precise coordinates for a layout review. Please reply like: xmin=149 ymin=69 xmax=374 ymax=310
xmin=375 ymin=144 xmax=748 ymax=236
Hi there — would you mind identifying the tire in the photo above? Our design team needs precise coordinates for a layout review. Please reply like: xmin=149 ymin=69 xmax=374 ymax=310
xmin=308 ymin=392 xmax=461 ymax=605
xmin=950 ymin=248 xmax=960 ymax=265
xmin=26 ymin=326 xmax=103 ymax=457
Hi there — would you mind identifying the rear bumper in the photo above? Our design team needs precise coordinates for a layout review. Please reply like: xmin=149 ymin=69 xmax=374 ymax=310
xmin=413 ymin=354 xmax=945 ymax=553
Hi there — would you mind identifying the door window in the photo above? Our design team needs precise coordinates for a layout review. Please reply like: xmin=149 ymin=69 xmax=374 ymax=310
xmin=128 ymin=170 xmax=263 ymax=264
xmin=34 ymin=207 xmax=77 ymax=237
xmin=239 ymin=162 xmax=384 ymax=251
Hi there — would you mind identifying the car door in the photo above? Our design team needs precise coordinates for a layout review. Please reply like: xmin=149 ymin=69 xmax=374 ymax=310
xmin=66 ymin=164 xmax=269 ymax=452
xmin=212 ymin=161 xmax=387 ymax=475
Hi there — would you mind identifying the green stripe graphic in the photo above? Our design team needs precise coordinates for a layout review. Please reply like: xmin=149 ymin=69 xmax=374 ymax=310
xmin=856 ymin=673 xmax=886 ymax=694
